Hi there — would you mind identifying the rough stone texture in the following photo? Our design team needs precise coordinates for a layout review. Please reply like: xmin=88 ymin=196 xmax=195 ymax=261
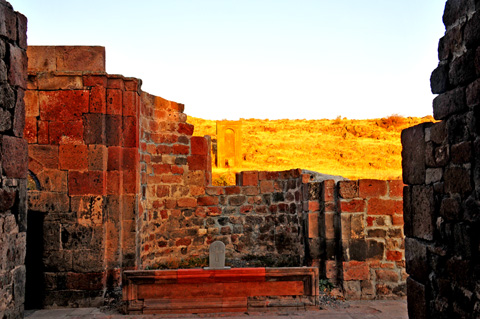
xmin=0 ymin=1 xmax=28 ymax=318
xmin=402 ymin=2 xmax=480 ymax=317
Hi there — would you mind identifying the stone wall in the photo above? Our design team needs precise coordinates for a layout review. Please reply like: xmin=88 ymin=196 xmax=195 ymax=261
xmin=25 ymin=46 xmax=141 ymax=307
xmin=306 ymin=179 xmax=406 ymax=300
xmin=0 ymin=1 xmax=28 ymax=318
xmin=403 ymin=1 xmax=480 ymax=317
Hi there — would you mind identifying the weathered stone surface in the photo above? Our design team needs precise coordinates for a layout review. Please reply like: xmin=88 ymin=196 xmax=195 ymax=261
xmin=433 ymin=88 xmax=466 ymax=120
xmin=431 ymin=62 xmax=449 ymax=94
xmin=407 ymin=277 xmax=427 ymax=319
xmin=402 ymin=123 xmax=431 ymax=185
xmin=1 ymin=135 xmax=27 ymax=178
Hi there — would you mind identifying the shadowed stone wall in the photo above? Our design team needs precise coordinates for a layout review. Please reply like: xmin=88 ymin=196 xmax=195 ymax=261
xmin=0 ymin=1 xmax=28 ymax=318
xmin=403 ymin=0 xmax=480 ymax=318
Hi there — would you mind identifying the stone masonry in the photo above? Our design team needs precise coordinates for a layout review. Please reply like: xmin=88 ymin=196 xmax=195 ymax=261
xmin=0 ymin=1 xmax=28 ymax=318
xmin=403 ymin=0 xmax=480 ymax=318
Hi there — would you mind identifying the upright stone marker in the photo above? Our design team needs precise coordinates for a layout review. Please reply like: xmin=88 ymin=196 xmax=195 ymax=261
xmin=205 ymin=241 xmax=230 ymax=270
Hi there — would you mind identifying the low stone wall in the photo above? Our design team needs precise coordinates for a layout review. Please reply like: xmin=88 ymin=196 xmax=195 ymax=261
xmin=0 ymin=1 xmax=28 ymax=318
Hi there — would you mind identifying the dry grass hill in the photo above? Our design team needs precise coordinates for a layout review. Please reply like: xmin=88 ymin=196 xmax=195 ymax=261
xmin=188 ymin=115 xmax=435 ymax=185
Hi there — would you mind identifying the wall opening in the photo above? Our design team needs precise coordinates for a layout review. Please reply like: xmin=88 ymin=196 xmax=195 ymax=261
xmin=25 ymin=211 xmax=46 ymax=309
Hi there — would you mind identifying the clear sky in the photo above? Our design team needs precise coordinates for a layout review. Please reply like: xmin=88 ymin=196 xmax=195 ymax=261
xmin=12 ymin=0 xmax=447 ymax=120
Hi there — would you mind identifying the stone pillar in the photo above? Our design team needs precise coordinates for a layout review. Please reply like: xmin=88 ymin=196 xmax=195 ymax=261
xmin=403 ymin=1 xmax=480 ymax=318
xmin=0 ymin=1 xmax=28 ymax=318
xmin=216 ymin=121 xmax=242 ymax=169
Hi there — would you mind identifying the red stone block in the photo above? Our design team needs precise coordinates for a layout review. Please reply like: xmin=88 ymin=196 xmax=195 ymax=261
xmin=84 ymin=113 xmax=105 ymax=145
xmin=343 ymin=261 xmax=369 ymax=281
xmin=197 ymin=196 xmax=219 ymax=206
xmin=177 ymin=123 xmax=194 ymax=136
xmin=308 ymin=201 xmax=320 ymax=212
xmin=388 ymin=180 xmax=404 ymax=198
xmin=48 ymin=120 xmax=84 ymax=145
xmin=89 ymin=86 xmax=107 ymax=113
xmin=339 ymin=181 xmax=358 ymax=199
xmin=25 ymin=90 xmax=39 ymax=117
xmin=106 ymin=115 xmax=122 ymax=146
xmin=366 ymin=216 xmax=375 ymax=227
xmin=359 ymin=180 xmax=387 ymax=198
xmin=187 ymin=155 xmax=207 ymax=171
xmin=107 ymin=147 xmax=123 ymax=171
xmin=392 ymin=215 xmax=404 ymax=226
xmin=83 ymin=75 xmax=107 ymax=87
xmin=223 ymin=186 xmax=239 ymax=195
xmin=39 ymin=90 xmax=89 ymax=121
xmin=8 ymin=44 xmax=27 ymax=89
xmin=340 ymin=199 xmax=366 ymax=213
xmin=24 ymin=116 xmax=37 ymax=143
xmin=367 ymin=198 xmax=401 ymax=216
xmin=171 ymin=165 xmax=184 ymax=175
xmin=123 ymin=91 xmax=138 ymax=117
xmin=59 ymin=144 xmax=88 ymax=170
xmin=55 ymin=46 xmax=105 ymax=72
xmin=375 ymin=269 xmax=400 ymax=282
xmin=259 ymin=180 xmax=274 ymax=193
xmin=107 ymin=78 xmax=125 ymax=90
xmin=29 ymin=144 xmax=59 ymax=169
xmin=107 ymin=89 xmax=123 ymax=115
xmin=124 ymin=79 xmax=140 ymax=91
xmin=122 ymin=148 xmax=139 ymax=171
xmin=68 ymin=171 xmax=106 ymax=195
xmin=156 ymin=185 xmax=169 ymax=197
xmin=177 ymin=197 xmax=197 ymax=207
xmin=386 ymin=250 xmax=403 ymax=262
xmin=323 ymin=180 xmax=335 ymax=201
xmin=107 ymin=171 xmax=122 ymax=195
xmin=206 ymin=186 xmax=224 ymax=196
xmin=175 ymin=238 xmax=192 ymax=247
xmin=241 ymin=171 xmax=259 ymax=186
xmin=191 ymin=136 xmax=207 ymax=155
xmin=122 ymin=169 xmax=138 ymax=194
xmin=308 ymin=212 xmax=319 ymax=238
xmin=161 ymin=175 xmax=183 ymax=184
xmin=37 ymin=121 xmax=49 ymax=144
xmin=173 ymin=144 xmax=189 ymax=155
xmin=207 ymin=207 xmax=222 ymax=216
xmin=1 ymin=136 xmax=28 ymax=178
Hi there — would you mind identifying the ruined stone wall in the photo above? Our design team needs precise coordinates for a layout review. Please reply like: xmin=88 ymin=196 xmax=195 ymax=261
xmin=402 ymin=1 xmax=480 ymax=318
xmin=0 ymin=1 xmax=28 ymax=318
xmin=25 ymin=46 xmax=141 ymax=307
xmin=306 ymin=179 xmax=406 ymax=300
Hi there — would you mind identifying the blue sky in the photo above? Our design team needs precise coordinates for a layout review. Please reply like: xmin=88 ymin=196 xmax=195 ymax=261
xmin=12 ymin=0 xmax=447 ymax=120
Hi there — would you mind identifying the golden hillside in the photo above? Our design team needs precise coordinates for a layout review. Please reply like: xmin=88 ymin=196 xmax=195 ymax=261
xmin=188 ymin=115 xmax=435 ymax=184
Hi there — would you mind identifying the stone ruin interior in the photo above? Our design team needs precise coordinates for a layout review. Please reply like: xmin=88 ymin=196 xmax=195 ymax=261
xmin=0 ymin=0 xmax=480 ymax=318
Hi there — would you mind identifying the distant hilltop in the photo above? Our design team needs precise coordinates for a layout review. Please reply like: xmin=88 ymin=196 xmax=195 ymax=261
xmin=188 ymin=115 xmax=435 ymax=185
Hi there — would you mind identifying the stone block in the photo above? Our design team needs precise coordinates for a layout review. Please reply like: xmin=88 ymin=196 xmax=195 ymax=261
xmin=13 ymin=89 xmax=25 ymax=137
xmin=448 ymin=50 xmax=476 ymax=86
xmin=88 ymin=144 xmax=107 ymax=171
xmin=59 ymin=144 xmax=88 ymax=170
xmin=48 ymin=120 xmax=84 ymax=145
xmin=39 ymin=90 xmax=89 ymax=121
xmin=24 ymin=90 xmax=40 ymax=117
xmin=122 ymin=147 xmax=138 ymax=171
xmin=1 ymin=135 xmax=27 ymax=178
xmin=191 ymin=136 xmax=208 ymax=155
xmin=106 ymin=89 xmax=122 ymax=115
xmin=339 ymin=199 xmax=366 ymax=213
xmin=43 ymin=250 xmax=73 ymax=272
xmin=36 ymin=169 xmax=67 ymax=192
xmin=388 ymin=180 xmax=404 ymax=198
xmin=240 ymin=171 xmax=259 ymax=186
xmin=467 ymin=78 xmax=480 ymax=108
xmin=367 ymin=198 xmax=402 ymax=216
xmin=28 ymin=191 xmax=70 ymax=213
xmin=451 ymin=141 xmax=472 ymax=164
xmin=29 ymin=144 xmax=59 ymax=169
xmin=27 ymin=46 xmax=56 ymax=72
xmin=443 ymin=0 xmax=473 ymax=28
xmin=66 ymin=272 xmax=104 ymax=290
xmin=8 ymin=43 xmax=27 ymax=89
xmin=187 ymin=155 xmax=208 ymax=171
xmin=83 ymin=113 xmax=105 ymax=145
xmin=343 ymin=261 xmax=369 ymax=281
xmin=55 ymin=46 xmax=105 ymax=72
xmin=105 ymin=115 xmax=122 ymax=146
xmin=405 ymin=238 xmax=429 ymax=283
xmin=122 ymin=116 xmax=138 ymax=148
xmin=407 ymin=277 xmax=427 ymax=319
xmin=410 ymin=185 xmax=434 ymax=241
xmin=430 ymin=62 xmax=449 ymax=94
xmin=433 ymin=87 xmax=467 ymax=120
xmin=444 ymin=167 xmax=472 ymax=195
xmin=68 ymin=171 xmax=106 ymax=196
xmin=177 ymin=123 xmax=194 ymax=136
xmin=402 ymin=123 xmax=431 ymax=184
xmin=465 ymin=10 xmax=480 ymax=49
xmin=72 ymin=250 xmax=105 ymax=273
xmin=23 ymin=116 xmax=37 ymax=143
xmin=37 ymin=73 xmax=83 ymax=90
xmin=425 ymin=168 xmax=443 ymax=185
xmin=89 ymin=86 xmax=106 ymax=114
xmin=338 ymin=181 xmax=358 ymax=199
